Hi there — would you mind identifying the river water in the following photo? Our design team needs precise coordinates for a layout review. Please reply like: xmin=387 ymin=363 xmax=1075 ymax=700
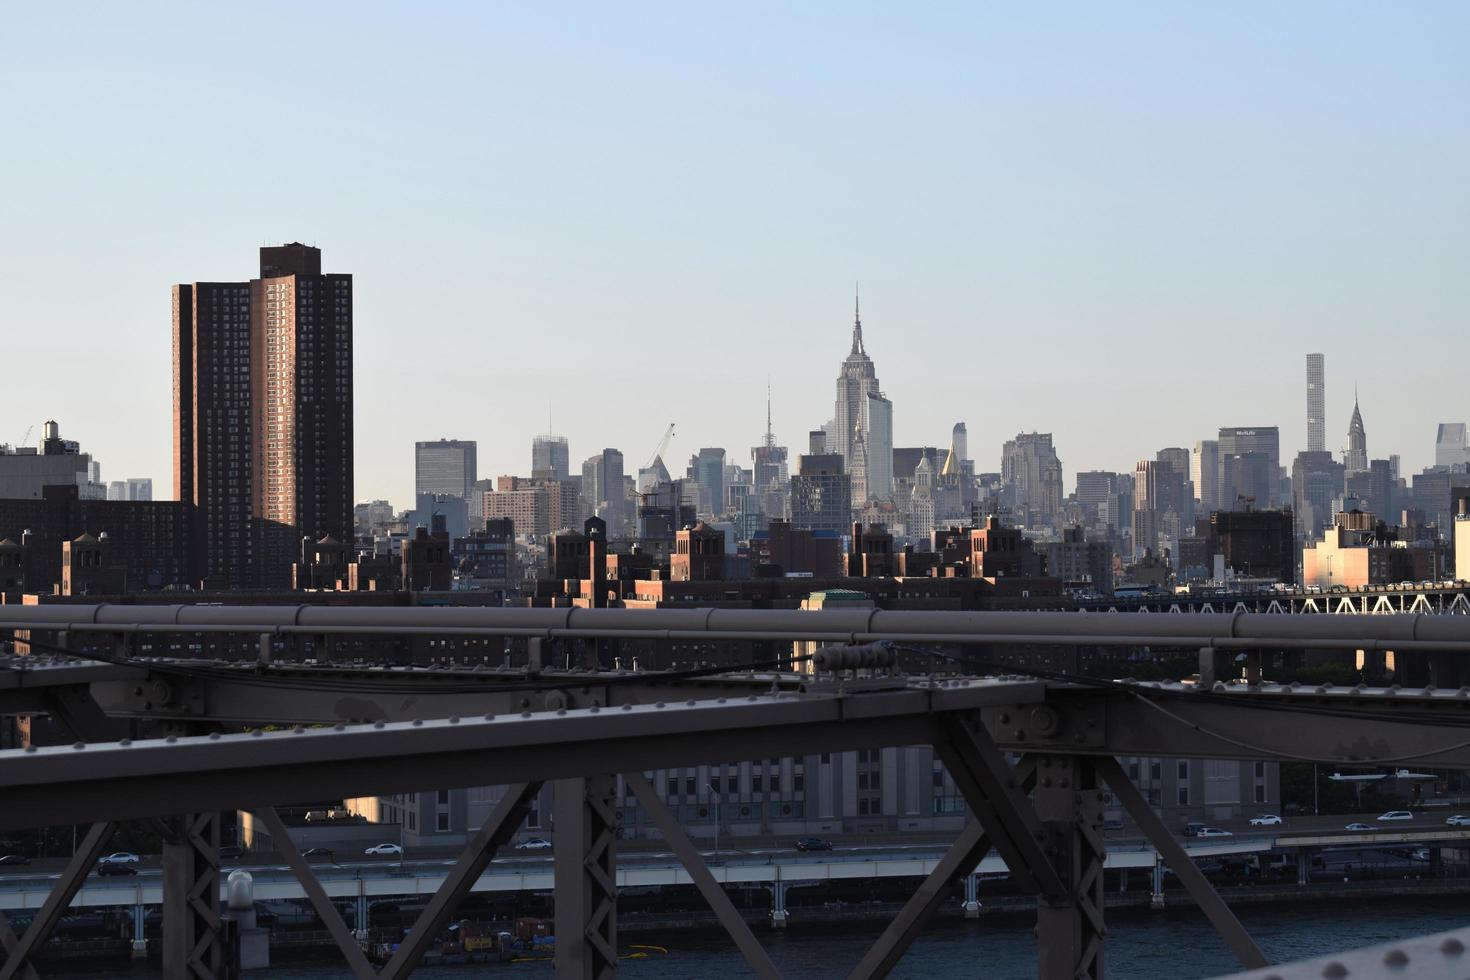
xmin=39 ymin=896 xmax=1470 ymax=979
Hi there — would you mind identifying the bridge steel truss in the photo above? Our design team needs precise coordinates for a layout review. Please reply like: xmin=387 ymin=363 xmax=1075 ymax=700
xmin=6 ymin=609 xmax=1470 ymax=978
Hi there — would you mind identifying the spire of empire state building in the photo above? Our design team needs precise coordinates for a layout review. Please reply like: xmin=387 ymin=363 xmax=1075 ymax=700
xmin=851 ymin=284 xmax=864 ymax=355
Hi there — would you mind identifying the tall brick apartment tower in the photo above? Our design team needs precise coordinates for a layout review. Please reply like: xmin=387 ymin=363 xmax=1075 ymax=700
xmin=173 ymin=244 xmax=353 ymax=589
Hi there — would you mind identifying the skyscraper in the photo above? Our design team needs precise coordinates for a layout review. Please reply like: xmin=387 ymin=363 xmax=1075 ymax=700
xmin=532 ymin=435 xmax=570 ymax=481
xmin=1192 ymin=440 xmax=1220 ymax=513
xmin=416 ymin=439 xmax=477 ymax=499
xmin=865 ymin=392 xmax=893 ymax=502
xmin=1217 ymin=427 xmax=1280 ymax=509
xmin=174 ymin=243 xmax=353 ymax=589
xmin=832 ymin=293 xmax=885 ymax=503
xmin=1437 ymin=424 xmax=1470 ymax=468
xmin=1001 ymin=432 xmax=1063 ymax=527
xmin=1306 ymin=353 xmax=1325 ymax=453
xmin=1344 ymin=397 xmax=1367 ymax=476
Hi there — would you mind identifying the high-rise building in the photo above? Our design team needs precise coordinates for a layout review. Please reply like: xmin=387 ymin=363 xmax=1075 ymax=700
xmin=1001 ymin=432 xmax=1063 ymax=527
xmin=581 ymin=449 xmax=628 ymax=534
xmin=1306 ymin=353 xmax=1325 ymax=453
xmin=1192 ymin=440 xmax=1220 ymax=513
xmin=105 ymin=478 xmax=153 ymax=502
xmin=866 ymin=393 xmax=894 ymax=502
xmin=532 ymin=435 xmax=570 ymax=481
xmin=173 ymin=243 xmax=353 ymax=589
xmin=1344 ymin=398 xmax=1367 ymax=476
xmin=751 ymin=391 xmax=789 ymax=492
xmin=1217 ymin=427 xmax=1280 ymax=509
xmin=790 ymin=454 xmax=851 ymax=533
xmin=691 ymin=448 xmax=727 ymax=519
xmin=951 ymin=423 xmax=969 ymax=471
xmin=415 ymin=439 xmax=476 ymax=500
xmin=831 ymin=295 xmax=885 ymax=503
xmin=1436 ymin=423 xmax=1470 ymax=469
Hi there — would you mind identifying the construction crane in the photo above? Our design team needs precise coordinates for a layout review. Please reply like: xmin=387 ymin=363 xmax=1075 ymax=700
xmin=644 ymin=423 xmax=676 ymax=471
xmin=18 ymin=425 xmax=33 ymax=448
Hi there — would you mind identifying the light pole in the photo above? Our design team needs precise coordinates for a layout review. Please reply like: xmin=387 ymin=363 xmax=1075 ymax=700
xmin=706 ymin=782 xmax=722 ymax=856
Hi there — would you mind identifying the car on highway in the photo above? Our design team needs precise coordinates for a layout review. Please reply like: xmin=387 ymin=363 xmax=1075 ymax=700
xmin=1376 ymin=811 xmax=1413 ymax=821
xmin=1248 ymin=814 xmax=1282 ymax=826
xmin=514 ymin=838 xmax=552 ymax=851
xmin=0 ymin=855 xmax=31 ymax=866
xmin=1447 ymin=815 xmax=1470 ymax=826
xmin=363 ymin=843 xmax=403 ymax=856
xmin=98 ymin=852 xmax=140 ymax=865
xmin=97 ymin=862 xmax=138 ymax=876
xmin=793 ymin=837 xmax=834 ymax=852
xmin=1345 ymin=822 xmax=1372 ymax=832
xmin=1195 ymin=827 xmax=1233 ymax=838
xmin=302 ymin=847 xmax=335 ymax=861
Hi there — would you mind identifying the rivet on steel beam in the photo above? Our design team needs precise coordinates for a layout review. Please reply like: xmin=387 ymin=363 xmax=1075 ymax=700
xmin=292 ymin=726 xmax=305 ymax=734
xmin=166 ymin=736 xmax=177 ymax=744
xmin=589 ymin=705 xmax=600 ymax=713
xmin=72 ymin=742 xmax=85 ymax=750
xmin=520 ymin=712 xmax=531 ymax=719
xmin=1440 ymin=937 xmax=1465 ymax=955
xmin=119 ymin=739 xmax=131 ymax=746
xmin=250 ymin=730 xmax=262 ymax=737
xmin=334 ymin=724 xmax=345 ymax=731
xmin=687 ymin=700 xmax=696 ymax=706
xmin=413 ymin=719 xmax=424 ymax=726
xmin=656 ymin=702 xmax=666 ymax=708
xmin=1320 ymin=962 xmax=1348 ymax=978
xmin=1382 ymin=949 xmax=1408 ymax=967
xmin=209 ymin=732 xmax=221 ymax=740
xmin=24 ymin=746 xmax=36 ymax=753
xmin=448 ymin=716 xmax=460 ymax=724
xmin=374 ymin=721 xmax=386 ymax=729
xmin=717 ymin=698 xmax=727 ymax=704
xmin=556 ymin=709 xmax=566 ymax=716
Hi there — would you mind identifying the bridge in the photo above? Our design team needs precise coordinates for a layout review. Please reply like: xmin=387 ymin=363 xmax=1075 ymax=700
xmin=5 ymin=605 xmax=1470 ymax=979
xmin=1075 ymin=580 xmax=1470 ymax=615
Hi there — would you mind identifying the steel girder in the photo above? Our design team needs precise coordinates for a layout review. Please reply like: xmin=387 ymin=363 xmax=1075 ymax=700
xmin=554 ymin=776 xmax=619 ymax=980
xmin=0 ymin=682 xmax=1040 ymax=832
xmin=160 ymin=812 xmax=223 ymax=980
xmin=1033 ymin=755 xmax=1106 ymax=980
xmin=0 ymin=823 xmax=115 ymax=980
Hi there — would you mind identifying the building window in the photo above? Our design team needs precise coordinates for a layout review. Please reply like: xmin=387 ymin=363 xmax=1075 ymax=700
xmin=1150 ymin=762 xmax=1161 ymax=781
xmin=437 ymin=812 xmax=450 ymax=832
xmin=1254 ymin=762 xmax=1266 ymax=779
xmin=1255 ymin=784 xmax=1266 ymax=803
xmin=1178 ymin=787 xmax=1189 ymax=806
xmin=685 ymin=777 xmax=696 ymax=797
xmin=1177 ymin=761 xmax=1189 ymax=780
xmin=437 ymin=790 xmax=449 ymax=805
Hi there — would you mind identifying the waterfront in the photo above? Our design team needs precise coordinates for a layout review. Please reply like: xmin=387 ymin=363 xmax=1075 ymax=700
xmin=36 ymin=895 xmax=1470 ymax=979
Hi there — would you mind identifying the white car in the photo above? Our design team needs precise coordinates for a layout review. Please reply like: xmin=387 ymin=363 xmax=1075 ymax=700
xmin=1345 ymin=822 xmax=1372 ymax=831
xmin=1196 ymin=827 xmax=1233 ymax=838
xmin=1248 ymin=814 xmax=1282 ymax=826
xmin=1376 ymin=811 xmax=1413 ymax=822
xmin=514 ymin=838 xmax=552 ymax=851
xmin=1446 ymin=815 xmax=1470 ymax=826
xmin=98 ymin=852 xmax=141 ymax=865
xmin=363 ymin=843 xmax=403 ymax=856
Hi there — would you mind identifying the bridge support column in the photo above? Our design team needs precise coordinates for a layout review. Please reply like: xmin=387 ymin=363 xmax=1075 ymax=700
xmin=1297 ymin=850 xmax=1309 ymax=886
xmin=132 ymin=903 xmax=147 ymax=959
xmin=355 ymin=894 xmax=369 ymax=941
xmin=962 ymin=873 xmax=981 ymax=918
xmin=1150 ymin=857 xmax=1165 ymax=909
xmin=1119 ymin=868 xmax=1128 ymax=894
xmin=554 ymin=775 xmax=619 ymax=979
xmin=161 ymin=811 xmax=223 ymax=980
xmin=771 ymin=881 xmax=789 ymax=929
xmin=1034 ymin=755 xmax=1105 ymax=980
xmin=1198 ymin=647 xmax=1228 ymax=688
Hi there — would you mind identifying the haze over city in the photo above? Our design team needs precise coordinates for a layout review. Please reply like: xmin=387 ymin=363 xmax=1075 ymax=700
xmin=3 ymin=3 xmax=1468 ymax=505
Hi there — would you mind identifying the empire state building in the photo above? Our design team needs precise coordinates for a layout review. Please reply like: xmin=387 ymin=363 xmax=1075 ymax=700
xmin=832 ymin=295 xmax=893 ymax=503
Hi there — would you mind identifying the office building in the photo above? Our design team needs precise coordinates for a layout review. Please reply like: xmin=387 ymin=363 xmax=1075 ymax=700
xmin=1290 ymin=451 xmax=1345 ymax=541
xmin=0 ymin=422 xmax=102 ymax=501
xmin=831 ymin=296 xmax=881 ymax=466
xmin=532 ymin=435 xmax=570 ymax=481
xmin=790 ymin=454 xmax=851 ymax=533
xmin=1303 ymin=510 xmax=1440 ymax=589
xmin=1437 ymin=424 xmax=1470 ymax=469
xmin=865 ymin=393 xmax=894 ymax=502
xmin=1001 ymin=432 xmax=1063 ymax=527
xmin=1217 ymin=427 xmax=1279 ymax=509
xmin=1192 ymin=440 xmax=1220 ymax=513
xmin=415 ymin=439 xmax=476 ymax=499
xmin=1344 ymin=398 xmax=1367 ymax=476
xmin=581 ymin=450 xmax=628 ymax=534
xmin=173 ymin=243 xmax=352 ymax=589
xmin=105 ymin=478 xmax=153 ymax=502
xmin=1306 ymin=353 xmax=1325 ymax=453
xmin=691 ymin=448 xmax=727 ymax=520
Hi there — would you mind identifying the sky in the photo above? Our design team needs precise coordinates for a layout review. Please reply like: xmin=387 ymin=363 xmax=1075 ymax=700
xmin=1 ymin=3 xmax=1467 ymax=506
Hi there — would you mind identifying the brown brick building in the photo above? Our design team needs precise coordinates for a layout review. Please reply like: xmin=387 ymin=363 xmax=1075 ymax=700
xmin=174 ymin=244 xmax=352 ymax=589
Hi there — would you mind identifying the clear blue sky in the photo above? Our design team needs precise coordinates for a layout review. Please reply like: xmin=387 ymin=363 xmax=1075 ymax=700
xmin=2 ymin=3 xmax=1466 ymax=505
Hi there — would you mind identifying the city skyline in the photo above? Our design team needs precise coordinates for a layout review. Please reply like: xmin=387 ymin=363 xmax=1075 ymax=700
xmin=2 ymin=4 xmax=1467 ymax=506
